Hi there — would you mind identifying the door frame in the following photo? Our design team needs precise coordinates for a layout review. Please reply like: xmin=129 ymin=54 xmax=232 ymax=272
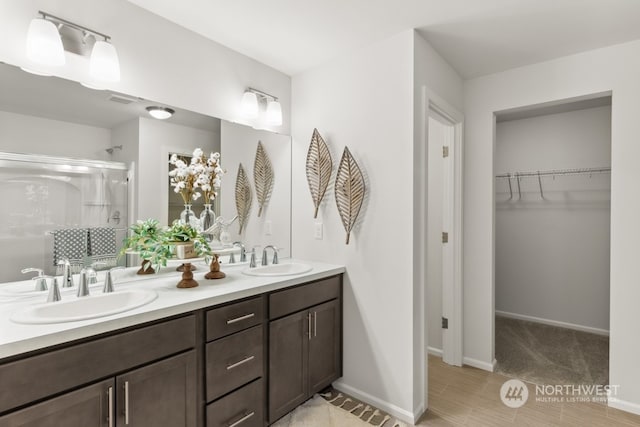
xmin=426 ymin=92 xmax=464 ymax=367
xmin=420 ymin=86 xmax=464 ymax=414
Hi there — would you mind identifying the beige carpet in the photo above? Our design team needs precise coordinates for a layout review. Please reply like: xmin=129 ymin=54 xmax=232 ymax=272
xmin=495 ymin=315 xmax=609 ymax=386
xmin=273 ymin=395 xmax=408 ymax=427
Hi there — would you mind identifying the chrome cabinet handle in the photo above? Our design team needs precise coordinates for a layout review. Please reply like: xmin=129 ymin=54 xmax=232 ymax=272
xmin=226 ymin=313 xmax=255 ymax=324
xmin=228 ymin=411 xmax=255 ymax=427
xmin=307 ymin=313 xmax=312 ymax=340
xmin=107 ymin=386 xmax=113 ymax=427
xmin=226 ymin=355 xmax=255 ymax=370
xmin=124 ymin=381 xmax=130 ymax=425
xmin=314 ymin=311 xmax=317 ymax=337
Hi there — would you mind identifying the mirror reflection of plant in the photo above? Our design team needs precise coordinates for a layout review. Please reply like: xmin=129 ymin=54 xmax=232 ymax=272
xmin=119 ymin=219 xmax=164 ymax=271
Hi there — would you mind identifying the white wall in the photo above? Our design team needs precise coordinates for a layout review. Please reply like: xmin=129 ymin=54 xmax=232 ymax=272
xmin=292 ymin=30 xmax=415 ymax=421
xmin=495 ymin=106 xmax=611 ymax=333
xmin=0 ymin=110 xmax=111 ymax=160
xmin=0 ymin=0 xmax=291 ymax=134
xmin=291 ymin=29 xmax=463 ymax=422
xmin=464 ymin=40 xmax=640 ymax=414
xmin=220 ymin=121 xmax=291 ymax=259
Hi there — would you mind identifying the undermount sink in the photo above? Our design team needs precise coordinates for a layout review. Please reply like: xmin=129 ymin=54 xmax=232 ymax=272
xmin=242 ymin=262 xmax=312 ymax=277
xmin=10 ymin=289 xmax=158 ymax=325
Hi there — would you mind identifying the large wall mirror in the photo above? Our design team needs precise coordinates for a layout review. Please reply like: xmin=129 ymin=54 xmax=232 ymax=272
xmin=0 ymin=63 xmax=291 ymax=282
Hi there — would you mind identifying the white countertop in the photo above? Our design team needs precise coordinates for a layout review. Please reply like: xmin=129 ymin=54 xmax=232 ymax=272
xmin=0 ymin=259 xmax=345 ymax=360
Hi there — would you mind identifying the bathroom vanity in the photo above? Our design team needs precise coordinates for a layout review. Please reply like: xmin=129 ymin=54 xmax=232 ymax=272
xmin=0 ymin=261 xmax=344 ymax=427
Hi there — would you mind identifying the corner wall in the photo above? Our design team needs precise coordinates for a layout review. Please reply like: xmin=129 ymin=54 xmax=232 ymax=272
xmin=463 ymin=39 xmax=640 ymax=414
xmin=291 ymin=29 xmax=463 ymax=422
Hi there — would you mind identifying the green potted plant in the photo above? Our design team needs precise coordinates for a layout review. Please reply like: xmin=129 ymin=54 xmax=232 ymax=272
xmin=120 ymin=219 xmax=165 ymax=274
xmin=161 ymin=221 xmax=211 ymax=259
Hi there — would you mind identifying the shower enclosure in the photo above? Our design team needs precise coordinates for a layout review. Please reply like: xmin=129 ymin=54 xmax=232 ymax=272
xmin=0 ymin=152 xmax=128 ymax=282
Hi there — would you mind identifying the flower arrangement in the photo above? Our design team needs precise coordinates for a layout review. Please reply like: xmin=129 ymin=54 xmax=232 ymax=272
xmin=192 ymin=148 xmax=224 ymax=204
xmin=169 ymin=148 xmax=223 ymax=205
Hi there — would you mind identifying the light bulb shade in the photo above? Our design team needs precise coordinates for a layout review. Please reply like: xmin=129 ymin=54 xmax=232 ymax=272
xmin=26 ymin=18 xmax=65 ymax=66
xmin=266 ymin=100 xmax=283 ymax=126
xmin=90 ymin=41 xmax=121 ymax=83
xmin=146 ymin=106 xmax=174 ymax=120
xmin=241 ymin=91 xmax=259 ymax=118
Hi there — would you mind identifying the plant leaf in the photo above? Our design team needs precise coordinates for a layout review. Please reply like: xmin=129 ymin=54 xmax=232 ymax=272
xmin=253 ymin=141 xmax=274 ymax=217
xmin=235 ymin=163 xmax=252 ymax=234
xmin=306 ymin=128 xmax=333 ymax=218
xmin=334 ymin=146 xmax=365 ymax=245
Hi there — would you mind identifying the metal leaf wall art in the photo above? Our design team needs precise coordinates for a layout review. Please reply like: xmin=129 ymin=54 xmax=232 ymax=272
xmin=235 ymin=163 xmax=252 ymax=234
xmin=253 ymin=141 xmax=274 ymax=217
xmin=335 ymin=147 xmax=365 ymax=245
xmin=306 ymin=128 xmax=333 ymax=218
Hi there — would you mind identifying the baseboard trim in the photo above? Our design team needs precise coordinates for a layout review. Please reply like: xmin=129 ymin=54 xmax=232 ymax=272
xmin=427 ymin=346 xmax=443 ymax=357
xmin=496 ymin=310 xmax=609 ymax=336
xmin=609 ymin=398 xmax=640 ymax=416
xmin=332 ymin=381 xmax=418 ymax=424
xmin=463 ymin=356 xmax=496 ymax=372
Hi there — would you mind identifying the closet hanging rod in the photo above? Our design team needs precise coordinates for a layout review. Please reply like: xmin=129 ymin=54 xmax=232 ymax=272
xmin=495 ymin=166 xmax=611 ymax=179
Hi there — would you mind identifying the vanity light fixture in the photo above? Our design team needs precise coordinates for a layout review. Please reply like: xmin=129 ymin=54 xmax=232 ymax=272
xmin=146 ymin=106 xmax=175 ymax=120
xmin=24 ymin=11 xmax=121 ymax=83
xmin=25 ymin=16 xmax=65 ymax=67
xmin=241 ymin=88 xmax=283 ymax=126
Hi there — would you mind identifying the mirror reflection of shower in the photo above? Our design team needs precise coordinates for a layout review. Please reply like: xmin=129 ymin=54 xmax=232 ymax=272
xmin=0 ymin=152 xmax=128 ymax=282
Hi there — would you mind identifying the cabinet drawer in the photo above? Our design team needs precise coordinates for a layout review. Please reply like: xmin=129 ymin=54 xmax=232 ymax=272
xmin=269 ymin=275 xmax=341 ymax=319
xmin=206 ymin=325 xmax=263 ymax=402
xmin=206 ymin=378 xmax=263 ymax=427
xmin=206 ymin=296 xmax=264 ymax=341
xmin=0 ymin=314 xmax=196 ymax=414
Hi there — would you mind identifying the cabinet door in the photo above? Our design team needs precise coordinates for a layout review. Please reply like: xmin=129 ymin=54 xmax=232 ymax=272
xmin=308 ymin=299 xmax=342 ymax=394
xmin=0 ymin=379 xmax=113 ymax=427
xmin=268 ymin=310 xmax=309 ymax=423
xmin=116 ymin=351 xmax=196 ymax=427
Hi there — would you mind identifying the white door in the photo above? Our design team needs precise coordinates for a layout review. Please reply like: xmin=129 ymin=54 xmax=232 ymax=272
xmin=427 ymin=108 xmax=461 ymax=366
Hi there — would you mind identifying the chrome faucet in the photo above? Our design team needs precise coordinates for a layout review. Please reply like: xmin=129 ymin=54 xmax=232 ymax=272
xmin=249 ymin=247 xmax=258 ymax=268
xmin=103 ymin=266 xmax=124 ymax=293
xmin=230 ymin=241 xmax=246 ymax=264
xmin=47 ymin=277 xmax=61 ymax=302
xmin=58 ymin=259 xmax=75 ymax=288
xmin=21 ymin=268 xmax=48 ymax=291
xmin=77 ymin=267 xmax=91 ymax=297
xmin=261 ymin=245 xmax=279 ymax=266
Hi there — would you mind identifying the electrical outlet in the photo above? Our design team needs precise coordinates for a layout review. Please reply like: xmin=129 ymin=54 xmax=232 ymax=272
xmin=314 ymin=222 xmax=323 ymax=240
xmin=265 ymin=220 xmax=273 ymax=236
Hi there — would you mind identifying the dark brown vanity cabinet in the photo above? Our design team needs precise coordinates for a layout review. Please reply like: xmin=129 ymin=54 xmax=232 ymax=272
xmin=0 ymin=315 xmax=197 ymax=427
xmin=0 ymin=273 xmax=343 ymax=427
xmin=205 ymin=296 xmax=266 ymax=427
xmin=268 ymin=276 xmax=342 ymax=423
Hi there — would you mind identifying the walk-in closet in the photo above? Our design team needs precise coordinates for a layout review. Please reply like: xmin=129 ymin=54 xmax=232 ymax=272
xmin=494 ymin=96 xmax=611 ymax=386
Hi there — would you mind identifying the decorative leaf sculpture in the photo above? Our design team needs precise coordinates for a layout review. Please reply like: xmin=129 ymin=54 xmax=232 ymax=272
xmin=306 ymin=128 xmax=333 ymax=218
xmin=334 ymin=147 xmax=365 ymax=245
xmin=253 ymin=141 xmax=274 ymax=217
xmin=235 ymin=163 xmax=252 ymax=234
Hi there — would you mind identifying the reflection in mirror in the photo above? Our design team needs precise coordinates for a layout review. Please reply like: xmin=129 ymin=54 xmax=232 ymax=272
xmin=0 ymin=62 xmax=292 ymax=280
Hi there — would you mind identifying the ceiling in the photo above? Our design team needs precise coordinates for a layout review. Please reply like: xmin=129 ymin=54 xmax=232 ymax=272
xmin=126 ymin=0 xmax=640 ymax=78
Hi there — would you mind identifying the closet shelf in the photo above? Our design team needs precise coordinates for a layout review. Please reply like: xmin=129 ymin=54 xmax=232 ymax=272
xmin=496 ymin=166 xmax=611 ymax=179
